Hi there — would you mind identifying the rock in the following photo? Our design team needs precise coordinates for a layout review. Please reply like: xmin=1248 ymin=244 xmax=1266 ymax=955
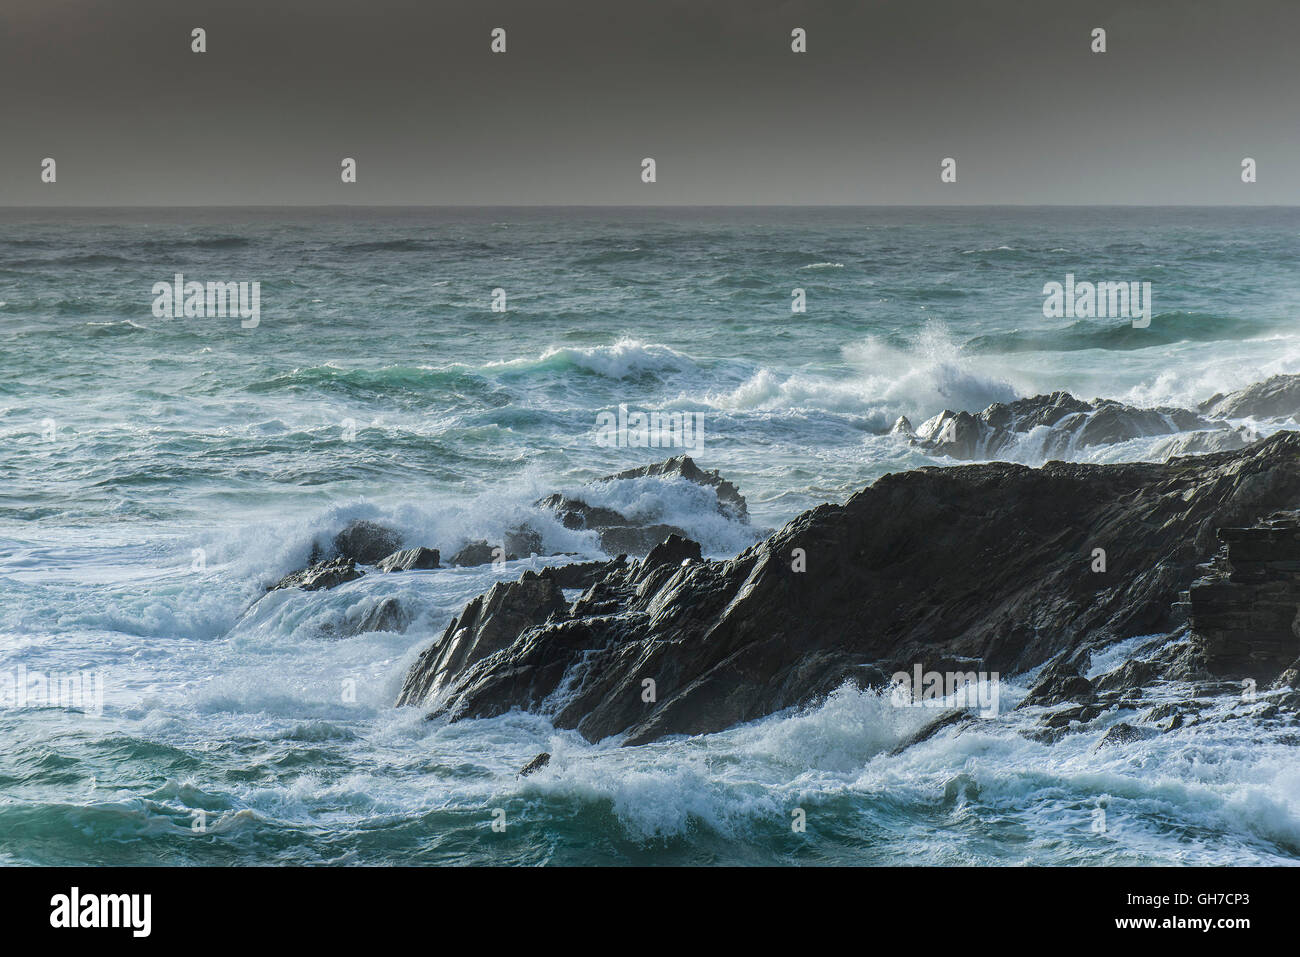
xmin=333 ymin=520 xmax=402 ymax=564
xmin=1095 ymin=722 xmax=1147 ymax=749
xmin=396 ymin=570 xmax=567 ymax=709
xmin=504 ymin=527 xmax=543 ymax=559
xmin=602 ymin=455 xmax=748 ymax=523
xmin=911 ymin=392 xmax=1219 ymax=461
xmin=1149 ymin=428 xmax=1255 ymax=460
xmin=888 ymin=709 xmax=973 ymax=755
xmin=1039 ymin=703 xmax=1104 ymax=730
xmin=596 ymin=524 xmax=691 ymax=558
xmin=1272 ymin=659 xmax=1300 ymax=691
xmin=1188 ymin=511 xmax=1300 ymax=678
xmin=1199 ymin=374 xmax=1300 ymax=421
xmin=642 ymin=533 xmax=701 ymax=569
xmin=536 ymin=495 xmax=629 ymax=531
xmin=540 ymin=558 xmax=627 ymax=591
xmin=1020 ymin=654 xmax=1093 ymax=708
xmin=376 ymin=546 xmax=441 ymax=572
xmin=329 ymin=596 xmax=409 ymax=636
xmin=398 ymin=431 xmax=1300 ymax=745
xmin=450 ymin=541 xmax=505 ymax=567
xmin=914 ymin=410 xmax=1005 ymax=460
xmin=518 ymin=752 xmax=551 ymax=776
xmin=1092 ymin=657 xmax=1159 ymax=694
xmin=534 ymin=455 xmax=751 ymax=557
xmin=890 ymin=416 xmax=914 ymax=436
xmin=270 ymin=557 xmax=364 ymax=592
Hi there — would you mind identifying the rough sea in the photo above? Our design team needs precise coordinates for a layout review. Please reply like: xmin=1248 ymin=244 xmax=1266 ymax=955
xmin=3 ymin=206 xmax=1300 ymax=865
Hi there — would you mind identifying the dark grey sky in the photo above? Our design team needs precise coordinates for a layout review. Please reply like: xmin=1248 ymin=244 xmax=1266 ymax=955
xmin=1 ymin=0 xmax=1296 ymax=205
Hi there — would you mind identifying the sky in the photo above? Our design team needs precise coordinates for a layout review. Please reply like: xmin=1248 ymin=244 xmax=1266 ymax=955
xmin=1 ymin=0 xmax=1297 ymax=205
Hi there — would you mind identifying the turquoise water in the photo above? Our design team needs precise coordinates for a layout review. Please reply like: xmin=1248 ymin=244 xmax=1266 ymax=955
xmin=3 ymin=207 xmax=1300 ymax=865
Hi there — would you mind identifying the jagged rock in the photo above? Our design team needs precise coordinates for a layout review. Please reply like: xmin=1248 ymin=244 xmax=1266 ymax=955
xmin=395 ymin=570 xmax=566 ymax=709
xmin=914 ymin=410 xmax=1006 ymax=460
xmin=540 ymin=558 xmax=627 ymax=591
xmin=891 ymin=416 xmax=914 ymax=436
xmin=398 ymin=432 xmax=1300 ymax=745
xmin=642 ymin=534 xmax=702 ymax=571
xmin=376 ymin=546 xmax=440 ymax=572
xmin=519 ymin=752 xmax=551 ymax=776
xmin=450 ymin=541 xmax=506 ymax=567
xmin=270 ymin=557 xmax=363 ymax=592
xmin=1199 ymin=374 xmax=1300 ymax=421
xmin=333 ymin=521 xmax=402 ymax=564
xmin=912 ymin=392 xmax=1219 ymax=461
xmin=1021 ymin=654 xmax=1094 ymax=707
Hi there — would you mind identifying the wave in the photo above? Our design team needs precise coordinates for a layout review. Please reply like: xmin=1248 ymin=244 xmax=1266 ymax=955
xmin=965 ymin=313 xmax=1278 ymax=354
xmin=486 ymin=338 xmax=701 ymax=381
xmin=711 ymin=322 xmax=1020 ymax=425
xmin=137 ymin=236 xmax=251 ymax=251
xmin=245 ymin=363 xmax=493 ymax=400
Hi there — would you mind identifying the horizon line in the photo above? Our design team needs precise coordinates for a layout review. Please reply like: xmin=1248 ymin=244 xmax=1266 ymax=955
xmin=1 ymin=202 xmax=1298 ymax=211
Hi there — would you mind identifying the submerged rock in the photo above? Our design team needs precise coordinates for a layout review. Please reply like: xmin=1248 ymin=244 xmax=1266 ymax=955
xmin=270 ymin=557 xmax=364 ymax=592
xmin=397 ymin=433 xmax=1300 ymax=745
xmin=321 ymin=596 xmax=411 ymax=637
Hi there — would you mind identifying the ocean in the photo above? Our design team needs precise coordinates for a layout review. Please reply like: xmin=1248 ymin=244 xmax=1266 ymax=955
xmin=3 ymin=206 xmax=1300 ymax=865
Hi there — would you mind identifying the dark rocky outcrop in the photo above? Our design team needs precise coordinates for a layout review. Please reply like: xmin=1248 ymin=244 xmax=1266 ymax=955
xmin=449 ymin=541 xmax=504 ymax=567
xmin=376 ymin=546 xmax=441 ymax=572
xmin=504 ymin=527 xmax=543 ymax=559
xmin=1188 ymin=511 xmax=1300 ymax=679
xmin=395 ymin=570 xmax=567 ymax=709
xmin=270 ymin=557 xmax=364 ymax=592
xmin=398 ymin=432 xmax=1300 ymax=745
xmin=642 ymin=533 xmax=702 ymax=570
xmin=333 ymin=520 xmax=403 ymax=564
